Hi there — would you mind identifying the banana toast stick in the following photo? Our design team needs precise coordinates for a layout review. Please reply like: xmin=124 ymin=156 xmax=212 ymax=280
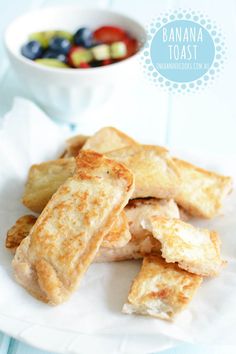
xmin=81 ymin=126 xmax=138 ymax=153
xmin=144 ymin=217 xmax=225 ymax=277
xmin=106 ymin=145 xmax=179 ymax=199
xmin=61 ymin=126 xmax=138 ymax=158
xmin=174 ymin=158 xmax=233 ymax=218
xmin=13 ymin=151 xmax=134 ymax=305
xmin=6 ymin=212 xmax=159 ymax=263
xmin=22 ymin=158 xmax=76 ymax=213
xmin=23 ymin=145 xmax=179 ymax=213
xmin=122 ymin=255 xmax=202 ymax=320
xmin=10 ymin=199 xmax=178 ymax=263
xmin=6 ymin=211 xmax=131 ymax=253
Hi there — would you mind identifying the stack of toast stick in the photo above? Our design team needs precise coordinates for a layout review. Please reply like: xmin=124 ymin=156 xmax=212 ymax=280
xmin=6 ymin=127 xmax=233 ymax=320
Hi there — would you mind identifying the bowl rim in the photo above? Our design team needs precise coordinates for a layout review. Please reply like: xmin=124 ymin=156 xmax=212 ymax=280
xmin=4 ymin=5 xmax=147 ymax=75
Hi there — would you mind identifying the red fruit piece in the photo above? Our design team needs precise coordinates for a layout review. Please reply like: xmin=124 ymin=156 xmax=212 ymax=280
xmin=79 ymin=62 xmax=90 ymax=68
xmin=102 ymin=59 xmax=112 ymax=65
xmin=93 ymin=26 xmax=126 ymax=44
xmin=123 ymin=37 xmax=138 ymax=57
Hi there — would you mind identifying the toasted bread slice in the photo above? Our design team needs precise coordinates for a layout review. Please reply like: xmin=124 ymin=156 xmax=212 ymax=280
xmin=6 ymin=211 xmax=131 ymax=253
xmin=22 ymin=158 xmax=76 ymax=213
xmin=144 ymin=217 xmax=225 ymax=277
xmin=174 ymin=158 xmax=233 ymax=218
xmin=61 ymin=135 xmax=89 ymax=158
xmin=82 ymin=127 xmax=138 ymax=153
xmin=13 ymin=151 xmax=134 ymax=305
xmin=96 ymin=198 xmax=179 ymax=262
xmin=122 ymin=255 xmax=202 ymax=320
xmin=22 ymin=145 xmax=179 ymax=213
xmin=5 ymin=215 xmax=37 ymax=253
xmin=107 ymin=145 xmax=179 ymax=199
xmin=9 ymin=199 xmax=174 ymax=258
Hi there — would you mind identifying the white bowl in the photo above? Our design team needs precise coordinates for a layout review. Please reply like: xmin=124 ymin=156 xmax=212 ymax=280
xmin=4 ymin=6 xmax=146 ymax=123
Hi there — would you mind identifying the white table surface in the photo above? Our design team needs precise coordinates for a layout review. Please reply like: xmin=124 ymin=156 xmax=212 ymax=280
xmin=0 ymin=0 xmax=236 ymax=353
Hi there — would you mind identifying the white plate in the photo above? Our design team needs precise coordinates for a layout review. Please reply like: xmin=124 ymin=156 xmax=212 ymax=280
xmin=0 ymin=100 xmax=236 ymax=354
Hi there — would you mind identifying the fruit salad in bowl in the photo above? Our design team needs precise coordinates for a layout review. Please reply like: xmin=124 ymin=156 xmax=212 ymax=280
xmin=21 ymin=26 xmax=138 ymax=69
xmin=5 ymin=7 xmax=146 ymax=122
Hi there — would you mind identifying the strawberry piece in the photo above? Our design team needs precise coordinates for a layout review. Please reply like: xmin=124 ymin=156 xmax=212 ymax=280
xmin=79 ymin=62 xmax=90 ymax=68
xmin=102 ymin=59 xmax=112 ymax=65
xmin=123 ymin=37 xmax=138 ymax=57
xmin=93 ymin=26 xmax=126 ymax=44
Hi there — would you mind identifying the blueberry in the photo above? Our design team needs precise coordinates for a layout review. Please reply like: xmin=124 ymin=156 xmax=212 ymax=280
xmin=43 ymin=49 xmax=67 ymax=63
xmin=21 ymin=40 xmax=43 ymax=60
xmin=49 ymin=37 xmax=71 ymax=55
xmin=73 ymin=27 xmax=93 ymax=48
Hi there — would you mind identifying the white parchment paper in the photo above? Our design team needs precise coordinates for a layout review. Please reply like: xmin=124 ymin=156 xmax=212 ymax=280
xmin=0 ymin=98 xmax=236 ymax=354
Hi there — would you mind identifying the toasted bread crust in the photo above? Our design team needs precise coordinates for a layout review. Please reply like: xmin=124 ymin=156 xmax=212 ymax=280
xmin=13 ymin=199 xmax=176 ymax=258
xmin=22 ymin=158 xmax=76 ymax=213
xmin=6 ymin=211 xmax=131 ymax=253
xmin=174 ymin=158 xmax=233 ymax=218
xmin=145 ymin=217 xmax=225 ymax=277
xmin=22 ymin=145 xmax=179 ymax=213
xmin=13 ymin=151 xmax=134 ymax=304
xmin=82 ymin=127 xmax=138 ymax=153
xmin=107 ymin=145 xmax=180 ymax=199
xmin=5 ymin=215 xmax=37 ymax=253
xmin=122 ymin=255 xmax=202 ymax=320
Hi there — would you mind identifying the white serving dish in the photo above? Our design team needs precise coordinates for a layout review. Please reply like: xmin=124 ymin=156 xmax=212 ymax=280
xmin=4 ymin=6 xmax=146 ymax=123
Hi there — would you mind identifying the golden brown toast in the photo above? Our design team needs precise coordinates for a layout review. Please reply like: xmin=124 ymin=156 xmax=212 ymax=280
xmin=144 ymin=217 xmax=225 ymax=277
xmin=13 ymin=151 xmax=134 ymax=305
xmin=174 ymin=158 xmax=233 ymax=218
xmin=81 ymin=126 xmax=138 ymax=153
xmin=61 ymin=126 xmax=138 ymax=157
xmin=6 ymin=211 xmax=131 ymax=253
xmin=8 ymin=198 xmax=177 ymax=260
xmin=22 ymin=158 xmax=76 ymax=213
xmin=6 ymin=215 xmax=37 ymax=253
xmin=122 ymin=255 xmax=202 ymax=320
xmin=22 ymin=145 xmax=179 ymax=213
xmin=106 ymin=145 xmax=180 ymax=199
